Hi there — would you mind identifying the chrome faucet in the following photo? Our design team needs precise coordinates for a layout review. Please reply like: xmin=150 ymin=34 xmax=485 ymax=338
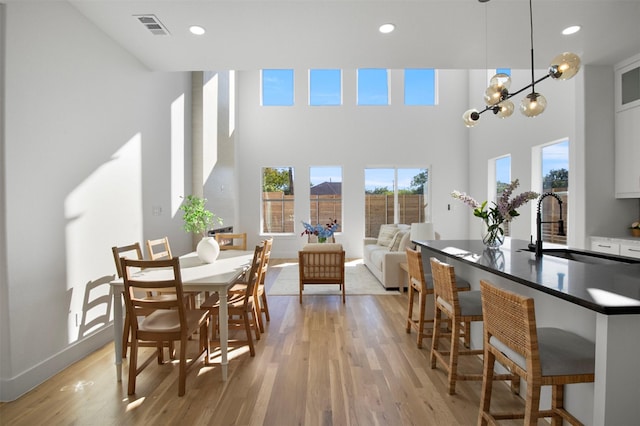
xmin=535 ymin=192 xmax=565 ymax=257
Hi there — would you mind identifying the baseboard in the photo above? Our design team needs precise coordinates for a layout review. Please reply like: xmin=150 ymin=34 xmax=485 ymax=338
xmin=0 ymin=325 xmax=113 ymax=402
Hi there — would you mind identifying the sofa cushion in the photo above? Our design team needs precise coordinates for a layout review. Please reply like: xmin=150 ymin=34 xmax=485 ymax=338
xmin=369 ymin=246 xmax=387 ymax=270
xmin=388 ymin=231 xmax=408 ymax=251
xmin=377 ymin=224 xmax=399 ymax=247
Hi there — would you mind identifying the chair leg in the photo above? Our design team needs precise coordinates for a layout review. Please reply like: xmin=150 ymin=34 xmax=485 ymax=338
xmin=406 ymin=285 xmax=415 ymax=333
xmin=430 ymin=308 xmax=442 ymax=369
xmin=447 ymin=318 xmax=461 ymax=395
xmin=254 ymin=293 xmax=265 ymax=333
xmin=260 ymin=290 xmax=270 ymax=321
xmin=122 ymin=312 xmax=131 ymax=359
xmin=127 ymin=339 xmax=139 ymax=395
xmin=417 ymin=289 xmax=426 ymax=349
xmin=551 ymin=385 xmax=565 ymax=426
xmin=244 ymin=312 xmax=255 ymax=356
xmin=178 ymin=337 xmax=187 ymax=397
xmin=478 ymin=349 xmax=496 ymax=426
xmin=524 ymin=380 xmax=541 ymax=426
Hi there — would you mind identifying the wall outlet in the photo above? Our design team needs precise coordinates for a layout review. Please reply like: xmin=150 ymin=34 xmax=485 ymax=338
xmin=152 ymin=205 xmax=162 ymax=216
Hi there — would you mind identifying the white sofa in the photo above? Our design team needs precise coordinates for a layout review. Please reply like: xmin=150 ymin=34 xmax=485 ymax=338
xmin=363 ymin=224 xmax=413 ymax=289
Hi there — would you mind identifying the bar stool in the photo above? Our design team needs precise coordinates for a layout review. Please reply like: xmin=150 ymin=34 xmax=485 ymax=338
xmin=405 ymin=248 xmax=471 ymax=349
xmin=429 ymin=257 xmax=485 ymax=394
xmin=479 ymin=280 xmax=595 ymax=426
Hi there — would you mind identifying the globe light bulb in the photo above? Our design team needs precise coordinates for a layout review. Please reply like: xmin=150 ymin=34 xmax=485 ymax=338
xmin=489 ymin=73 xmax=511 ymax=90
xmin=520 ymin=92 xmax=547 ymax=117
xmin=496 ymin=100 xmax=514 ymax=118
xmin=463 ymin=109 xmax=480 ymax=127
xmin=484 ymin=86 xmax=504 ymax=106
xmin=549 ymin=52 xmax=581 ymax=80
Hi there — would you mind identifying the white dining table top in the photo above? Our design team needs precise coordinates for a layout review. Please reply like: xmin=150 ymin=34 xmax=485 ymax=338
xmin=109 ymin=250 xmax=254 ymax=291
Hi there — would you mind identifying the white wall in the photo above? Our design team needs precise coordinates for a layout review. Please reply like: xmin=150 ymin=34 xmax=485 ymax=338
xmin=1 ymin=2 xmax=193 ymax=400
xmin=235 ymin=69 xmax=472 ymax=258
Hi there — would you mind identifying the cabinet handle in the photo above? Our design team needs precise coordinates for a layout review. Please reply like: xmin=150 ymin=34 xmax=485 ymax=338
xmin=597 ymin=244 xmax=612 ymax=248
xmin=627 ymin=248 xmax=640 ymax=253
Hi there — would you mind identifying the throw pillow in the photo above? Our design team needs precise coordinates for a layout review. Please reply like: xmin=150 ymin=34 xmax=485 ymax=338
xmin=388 ymin=231 xmax=408 ymax=252
xmin=377 ymin=224 xmax=399 ymax=247
xmin=397 ymin=231 xmax=413 ymax=252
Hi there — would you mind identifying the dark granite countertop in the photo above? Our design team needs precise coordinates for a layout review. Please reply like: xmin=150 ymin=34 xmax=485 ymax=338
xmin=415 ymin=239 xmax=640 ymax=315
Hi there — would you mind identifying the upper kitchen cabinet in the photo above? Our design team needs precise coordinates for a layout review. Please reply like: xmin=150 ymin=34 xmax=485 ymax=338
xmin=615 ymin=53 xmax=640 ymax=198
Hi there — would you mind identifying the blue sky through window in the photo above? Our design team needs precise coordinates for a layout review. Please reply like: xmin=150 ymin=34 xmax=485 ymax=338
xmin=309 ymin=69 xmax=341 ymax=106
xmin=310 ymin=166 xmax=342 ymax=185
xmin=496 ymin=156 xmax=511 ymax=184
xmin=542 ymin=140 xmax=569 ymax=176
xmin=404 ymin=69 xmax=436 ymax=105
xmin=262 ymin=69 xmax=294 ymax=106
xmin=357 ymin=69 xmax=388 ymax=105
xmin=496 ymin=68 xmax=511 ymax=76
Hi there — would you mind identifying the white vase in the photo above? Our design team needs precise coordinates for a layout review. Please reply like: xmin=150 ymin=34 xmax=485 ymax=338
xmin=196 ymin=236 xmax=220 ymax=263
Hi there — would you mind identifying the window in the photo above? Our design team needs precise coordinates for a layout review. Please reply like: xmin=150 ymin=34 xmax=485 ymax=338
xmin=309 ymin=69 xmax=341 ymax=106
xmin=262 ymin=167 xmax=294 ymax=233
xmin=540 ymin=140 xmax=569 ymax=245
xmin=364 ymin=167 xmax=429 ymax=237
xmin=261 ymin=69 xmax=294 ymax=106
xmin=404 ymin=69 xmax=436 ymax=105
xmin=494 ymin=155 xmax=511 ymax=236
xmin=309 ymin=167 xmax=342 ymax=229
xmin=357 ymin=68 xmax=389 ymax=105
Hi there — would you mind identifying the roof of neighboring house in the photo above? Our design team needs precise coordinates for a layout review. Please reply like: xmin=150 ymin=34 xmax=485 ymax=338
xmin=310 ymin=182 xmax=342 ymax=195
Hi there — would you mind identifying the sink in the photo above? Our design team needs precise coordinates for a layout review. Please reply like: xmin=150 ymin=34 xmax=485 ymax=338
xmin=540 ymin=249 xmax=640 ymax=265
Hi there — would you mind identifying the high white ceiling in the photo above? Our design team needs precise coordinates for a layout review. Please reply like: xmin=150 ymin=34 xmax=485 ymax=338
xmin=51 ymin=1 xmax=640 ymax=71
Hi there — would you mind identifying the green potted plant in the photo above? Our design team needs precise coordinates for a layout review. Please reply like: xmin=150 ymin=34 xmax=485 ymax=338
xmin=179 ymin=195 xmax=223 ymax=263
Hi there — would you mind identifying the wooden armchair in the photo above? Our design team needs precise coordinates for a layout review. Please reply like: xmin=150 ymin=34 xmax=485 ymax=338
xmin=298 ymin=243 xmax=346 ymax=303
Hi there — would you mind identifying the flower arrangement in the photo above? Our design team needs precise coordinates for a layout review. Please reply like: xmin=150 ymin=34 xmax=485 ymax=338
xmin=301 ymin=219 xmax=340 ymax=243
xmin=451 ymin=179 xmax=539 ymax=248
xmin=631 ymin=221 xmax=640 ymax=230
xmin=631 ymin=221 xmax=640 ymax=237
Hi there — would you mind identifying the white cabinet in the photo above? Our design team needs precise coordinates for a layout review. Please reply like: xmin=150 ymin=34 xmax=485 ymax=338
xmin=590 ymin=238 xmax=620 ymax=255
xmin=591 ymin=236 xmax=640 ymax=259
xmin=620 ymin=244 xmax=640 ymax=259
xmin=615 ymin=54 xmax=640 ymax=198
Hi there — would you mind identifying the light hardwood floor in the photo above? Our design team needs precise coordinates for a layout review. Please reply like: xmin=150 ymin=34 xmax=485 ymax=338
xmin=0 ymin=259 xmax=534 ymax=426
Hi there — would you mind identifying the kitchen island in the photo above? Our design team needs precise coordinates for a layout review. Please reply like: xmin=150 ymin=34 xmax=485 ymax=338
xmin=415 ymin=238 xmax=640 ymax=426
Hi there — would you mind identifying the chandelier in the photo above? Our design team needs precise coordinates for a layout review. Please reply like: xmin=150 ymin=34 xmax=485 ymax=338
xmin=462 ymin=0 xmax=581 ymax=127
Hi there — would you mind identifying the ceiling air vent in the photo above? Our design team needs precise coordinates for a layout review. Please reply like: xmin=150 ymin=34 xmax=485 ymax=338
xmin=134 ymin=14 xmax=170 ymax=36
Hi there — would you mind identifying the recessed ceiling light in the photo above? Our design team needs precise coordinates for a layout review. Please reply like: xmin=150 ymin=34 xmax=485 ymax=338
xmin=379 ymin=23 xmax=395 ymax=34
xmin=562 ymin=25 xmax=581 ymax=35
xmin=189 ymin=25 xmax=206 ymax=35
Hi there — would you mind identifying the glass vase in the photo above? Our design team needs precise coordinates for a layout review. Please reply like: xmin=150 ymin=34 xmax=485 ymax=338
xmin=480 ymin=220 xmax=505 ymax=250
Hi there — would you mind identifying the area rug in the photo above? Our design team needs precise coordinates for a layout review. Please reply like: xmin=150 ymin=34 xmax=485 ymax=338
xmin=268 ymin=259 xmax=401 ymax=296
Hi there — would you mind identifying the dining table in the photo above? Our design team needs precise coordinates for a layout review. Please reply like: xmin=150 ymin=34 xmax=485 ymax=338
xmin=109 ymin=249 xmax=254 ymax=382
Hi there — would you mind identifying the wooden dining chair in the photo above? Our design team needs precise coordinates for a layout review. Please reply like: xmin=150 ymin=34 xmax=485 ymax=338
xmin=120 ymin=257 xmax=210 ymax=396
xmin=146 ymin=236 xmax=172 ymax=260
xmin=254 ymin=237 xmax=273 ymax=333
xmin=146 ymin=236 xmax=199 ymax=309
xmin=112 ymin=242 xmax=176 ymax=360
xmin=200 ymin=243 xmax=265 ymax=357
xmin=429 ymin=257 xmax=515 ymax=395
xmin=479 ymin=280 xmax=595 ymax=426
xmin=215 ymin=232 xmax=247 ymax=251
